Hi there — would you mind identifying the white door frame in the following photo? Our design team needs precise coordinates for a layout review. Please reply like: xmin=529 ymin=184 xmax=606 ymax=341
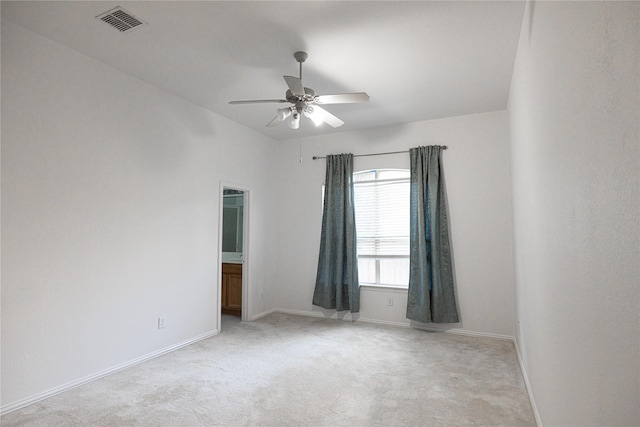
xmin=217 ymin=182 xmax=251 ymax=331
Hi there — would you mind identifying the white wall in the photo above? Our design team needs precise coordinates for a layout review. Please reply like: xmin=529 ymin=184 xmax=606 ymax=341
xmin=275 ymin=111 xmax=516 ymax=337
xmin=508 ymin=2 xmax=639 ymax=425
xmin=1 ymin=21 xmax=279 ymax=409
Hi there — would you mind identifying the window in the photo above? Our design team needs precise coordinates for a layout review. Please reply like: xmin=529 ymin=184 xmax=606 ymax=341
xmin=353 ymin=169 xmax=410 ymax=288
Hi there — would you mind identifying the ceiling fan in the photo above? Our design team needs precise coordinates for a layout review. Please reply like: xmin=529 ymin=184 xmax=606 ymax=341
xmin=229 ymin=51 xmax=369 ymax=130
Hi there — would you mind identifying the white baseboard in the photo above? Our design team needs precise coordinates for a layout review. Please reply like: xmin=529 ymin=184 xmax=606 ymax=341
xmin=274 ymin=308 xmax=380 ymax=324
xmin=352 ymin=315 xmax=411 ymax=328
xmin=249 ymin=308 xmax=277 ymax=321
xmin=1 ymin=330 xmax=219 ymax=416
xmin=515 ymin=340 xmax=543 ymax=427
xmin=274 ymin=307 xmax=356 ymax=321
xmin=412 ymin=324 xmax=514 ymax=341
xmin=274 ymin=308 xmax=514 ymax=341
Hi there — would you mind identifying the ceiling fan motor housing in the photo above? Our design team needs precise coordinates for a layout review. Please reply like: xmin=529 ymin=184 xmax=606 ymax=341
xmin=286 ymin=87 xmax=317 ymax=112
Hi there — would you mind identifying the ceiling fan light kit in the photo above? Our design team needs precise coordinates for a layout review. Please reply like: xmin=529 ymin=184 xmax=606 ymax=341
xmin=277 ymin=107 xmax=292 ymax=121
xmin=288 ymin=111 xmax=301 ymax=129
xmin=229 ymin=51 xmax=369 ymax=130
xmin=304 ymin=106 xmax=325 ymax=126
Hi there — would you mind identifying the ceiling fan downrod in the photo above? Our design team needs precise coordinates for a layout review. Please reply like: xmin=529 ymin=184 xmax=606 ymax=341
xmin=293 ymin=51 xmax=307 ymax=80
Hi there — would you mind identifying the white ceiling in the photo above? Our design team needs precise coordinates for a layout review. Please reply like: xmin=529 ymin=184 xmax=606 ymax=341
xmin=1 ymin=1 xmax=525 ymax=140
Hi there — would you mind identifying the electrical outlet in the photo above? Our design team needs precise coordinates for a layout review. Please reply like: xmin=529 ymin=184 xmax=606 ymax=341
xmin=387 ymin=297 xmax=394 ymax=306
xmin=259 ymin=290 xmax=264 ymax=300
xmin=158 ymin=317 xmax=166 ymax=330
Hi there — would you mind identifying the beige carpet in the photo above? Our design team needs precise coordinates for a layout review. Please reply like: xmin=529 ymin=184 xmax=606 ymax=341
xmin=1 ymin=313 xmax=535 ymax=426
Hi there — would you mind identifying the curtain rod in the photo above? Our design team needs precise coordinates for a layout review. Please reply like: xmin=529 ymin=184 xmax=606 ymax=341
xmin=312 ymin=146 xmax=447 ymax=160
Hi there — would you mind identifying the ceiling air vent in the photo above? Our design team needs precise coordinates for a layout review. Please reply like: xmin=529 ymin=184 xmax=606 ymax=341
xmin=96 ymin=7 xmax=146 ymax=33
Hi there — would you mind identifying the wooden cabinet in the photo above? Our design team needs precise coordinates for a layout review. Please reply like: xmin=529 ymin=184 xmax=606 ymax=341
xmin=222 ymin=263 xmax=242 ymax=316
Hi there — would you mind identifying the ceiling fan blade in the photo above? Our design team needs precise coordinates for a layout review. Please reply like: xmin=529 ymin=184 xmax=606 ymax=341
xmin=314 ymin=92 xmax=370 ymax=104
xmin=313 ymin=106 xmax=344 ymax=128
xmin=229 ymin=99 xmax=288 ymax=104
xmin=283 ymin=76 xmax=305 ymax=97
xmin=265 ymin=115 xmax=282 ymax=127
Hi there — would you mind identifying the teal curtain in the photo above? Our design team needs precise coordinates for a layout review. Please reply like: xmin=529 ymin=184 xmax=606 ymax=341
xmin=406 ymin=146 xmax=459 ymax=323
xmin=313 ymin=153 xmax=360 ymax=313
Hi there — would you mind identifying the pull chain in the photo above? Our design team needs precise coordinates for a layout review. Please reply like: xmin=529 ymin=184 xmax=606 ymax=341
xmin=299 ymin=131 xmax=302 ymax=163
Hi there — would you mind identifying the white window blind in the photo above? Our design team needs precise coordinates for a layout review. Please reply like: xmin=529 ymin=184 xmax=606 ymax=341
xmin=353 ymin=169 xmax=410 ymax=287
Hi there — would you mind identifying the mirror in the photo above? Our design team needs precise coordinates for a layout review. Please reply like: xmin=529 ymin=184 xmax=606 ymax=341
xmin=222 ymin=191 xmax=244 ymax=253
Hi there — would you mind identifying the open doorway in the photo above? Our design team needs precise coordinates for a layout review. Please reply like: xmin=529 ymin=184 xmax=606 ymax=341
xmin=219 ymin=186 xmax=249 ymax=331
